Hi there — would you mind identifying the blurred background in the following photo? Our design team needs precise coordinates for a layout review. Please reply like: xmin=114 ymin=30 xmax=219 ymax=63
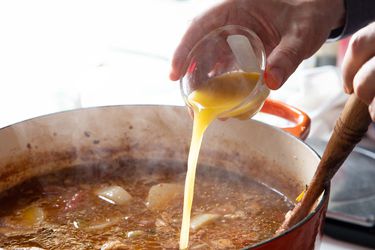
xmin=0 ymin=0 xmax=202 ymax=128
xmin=1 ymin=0 xmax=372 ymax=143
xmin=0 ymin=0 xmax=347 ymax=131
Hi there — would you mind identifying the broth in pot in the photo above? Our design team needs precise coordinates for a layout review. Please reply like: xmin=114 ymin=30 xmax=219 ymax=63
xmin=0 ymin=157 xmax=294 ymax=249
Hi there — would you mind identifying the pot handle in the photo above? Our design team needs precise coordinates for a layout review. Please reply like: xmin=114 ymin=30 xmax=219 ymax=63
xmin=260 ymin=99 xmax=311 ymax=140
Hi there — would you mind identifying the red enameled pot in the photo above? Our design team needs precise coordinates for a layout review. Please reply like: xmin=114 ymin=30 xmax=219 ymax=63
xmin=0 ymin=99 xmax=327 ymax=249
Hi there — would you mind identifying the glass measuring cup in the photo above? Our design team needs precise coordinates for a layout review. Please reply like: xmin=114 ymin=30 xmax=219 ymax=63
xmin=180 ymin=25 xmax=269 ymax=119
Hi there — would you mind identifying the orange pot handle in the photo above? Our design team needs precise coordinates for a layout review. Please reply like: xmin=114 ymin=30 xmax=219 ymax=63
xmin=260 ymin=99 xmax=311 ymax=140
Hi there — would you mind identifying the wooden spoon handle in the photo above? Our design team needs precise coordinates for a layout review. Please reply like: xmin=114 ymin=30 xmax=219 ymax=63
xmin=278 ymin=94 xmax=372 ymax=231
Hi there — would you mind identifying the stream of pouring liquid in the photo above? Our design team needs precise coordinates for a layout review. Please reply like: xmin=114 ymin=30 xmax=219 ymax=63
xmin=179 ymin=72 xmax=260 ymax=249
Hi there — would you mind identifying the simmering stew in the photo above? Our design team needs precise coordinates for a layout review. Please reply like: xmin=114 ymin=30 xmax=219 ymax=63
xmin=0 ymin=158 xmax=293 ymax=249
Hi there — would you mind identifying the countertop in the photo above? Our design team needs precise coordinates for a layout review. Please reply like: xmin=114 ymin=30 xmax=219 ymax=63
xmin=322 ymin=236 xmax=372 ymax=250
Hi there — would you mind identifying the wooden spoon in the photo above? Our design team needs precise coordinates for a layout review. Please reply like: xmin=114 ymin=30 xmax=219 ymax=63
xmin=277 ymin=94 xmax=373 ymax=233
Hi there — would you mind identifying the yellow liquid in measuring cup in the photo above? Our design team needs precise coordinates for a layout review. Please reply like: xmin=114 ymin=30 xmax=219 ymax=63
xmin=179 ymin=71 xmax=268 ymax=249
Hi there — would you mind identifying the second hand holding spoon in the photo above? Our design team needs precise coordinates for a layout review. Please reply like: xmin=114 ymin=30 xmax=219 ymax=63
xmin=277 ymin=94 xmax=373 ymax=233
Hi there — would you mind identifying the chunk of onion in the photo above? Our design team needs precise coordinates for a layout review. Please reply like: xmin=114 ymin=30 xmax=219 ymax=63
xmin=223 ymin=210 xmax=246 ymax=220
xmin=95 ymin=185 xmax=132 ymax=205
xmin=83 ymin=217 xmax=121 ymax=231
xmin=146 ymin=183 xmax=183 ymax=211
xmin=127 ymin=230 xmax=144 ymax=238
xmin=155 ymin=218 xmax=167 ymax=227
xmin=190 ymin=213 xmax=220 ymax=231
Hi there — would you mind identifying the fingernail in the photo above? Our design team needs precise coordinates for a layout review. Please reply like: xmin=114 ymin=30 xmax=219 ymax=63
xmin=169 ymin=70 xmax=178 ymax=81
xmin=343 ymin=86 xmax=352 ymax=94
xmin=266 ymin=67 xmax=284 ymax=90
xmin=343 ymin=86 xmax=350 ymax=94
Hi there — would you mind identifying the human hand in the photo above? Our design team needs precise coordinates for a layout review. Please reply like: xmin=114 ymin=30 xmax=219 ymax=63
xmin=342 ymin=22 xmax=375 ymax=121
xmin=170 ymin=0 xmax=345 ymax=89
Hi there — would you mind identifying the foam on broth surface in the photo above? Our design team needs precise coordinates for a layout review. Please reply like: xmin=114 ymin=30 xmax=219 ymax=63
xmin=0 ymin=158 xmax=293 ymax=249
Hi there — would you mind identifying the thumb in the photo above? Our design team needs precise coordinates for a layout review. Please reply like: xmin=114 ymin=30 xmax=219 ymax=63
xmin=265 ymin=36 xmax=306 ymax=89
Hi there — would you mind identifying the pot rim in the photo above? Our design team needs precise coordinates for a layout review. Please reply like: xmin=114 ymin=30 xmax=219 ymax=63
xmin=233 ymin=112 xmax=328 ymax=249
xmin=0 ymin=104 xmax=328 ymax=248
xmin=244 ymin=184 xmax=329 ymax=249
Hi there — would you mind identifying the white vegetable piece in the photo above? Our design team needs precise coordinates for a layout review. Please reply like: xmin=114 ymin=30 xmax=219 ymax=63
xmin=155 ymin=218 xmax=167 ymax=227
xmin=146 ymin=183 xmax=183 ymax=211
xmin=127 ymin=230 xmax=144 ymax=238
xmin=190 ymin=213 xmax=220 ymax=231
xmin=84 ymin=217 xmax=121 ymax=231
xmin=223 ymin=210 xmax=246 ymax=220
xmin=96 ymin=185 xmax=132 ymax=205
xmin=211 ymin=239 xmax=235 ymax=249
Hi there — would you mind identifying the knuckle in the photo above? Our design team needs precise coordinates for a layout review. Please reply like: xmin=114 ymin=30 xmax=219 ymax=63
xmin=370 ymin=107 xmax=375 ymax=122
xmin=353 ymin=74 xmax=365 ymax=95
xmin=349 ymin=32 xmax=366 ymax=55
xmin=277 ymin=46 xmax=303 ymax=69
xmin=353 ymin=83 xmax=364 ymax=100
xmin=349 ymin=22 xmax=375 ymax=54
xmin=294 ymin=26 xmax=309 ymax=39
xmin=353 ymin=57 xmax=375 ymax=103
xmin=353 ymin=76 xmax=371 ymax=103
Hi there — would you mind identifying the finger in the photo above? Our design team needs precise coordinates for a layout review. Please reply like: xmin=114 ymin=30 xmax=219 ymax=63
xmin=353 ymin=56 xmax=375 ymax=105
xmin=369 ymin=97 xmax=375 ymax=122
xmin=342 ymin=22 xmax=375 ymax=94
xmin=170 ymin=2 xmax=232 ymax=81
xmin=265 ymin=35 xmax=306 ymax=89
